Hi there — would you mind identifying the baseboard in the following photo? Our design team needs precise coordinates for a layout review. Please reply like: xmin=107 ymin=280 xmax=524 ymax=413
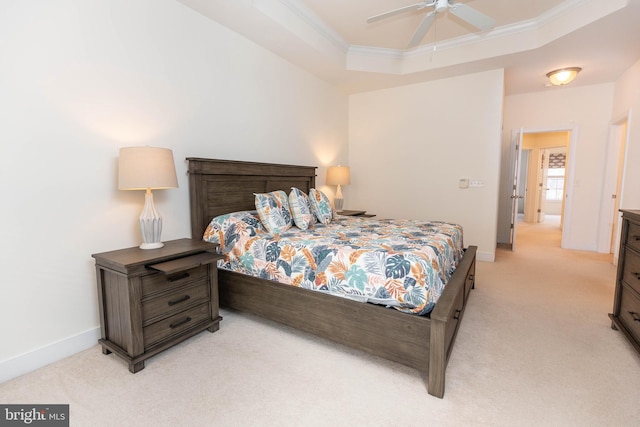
xmin=0 ymin=327 xmax=100 ymax=384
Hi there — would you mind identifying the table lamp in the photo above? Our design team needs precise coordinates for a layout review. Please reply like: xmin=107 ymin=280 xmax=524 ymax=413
xmin=326 ymin=165 xmax=350 ymax=212
xmin=118 ymin=146 xmax=178 ymax=249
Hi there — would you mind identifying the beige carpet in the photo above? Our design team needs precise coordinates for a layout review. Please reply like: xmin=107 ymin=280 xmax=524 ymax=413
xmin=2 ymin=216 xmax=640 ymax=426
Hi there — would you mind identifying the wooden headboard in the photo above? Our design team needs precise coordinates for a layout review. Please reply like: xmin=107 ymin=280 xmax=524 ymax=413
xmin=187 ymin=158 xmax=317 ymax=240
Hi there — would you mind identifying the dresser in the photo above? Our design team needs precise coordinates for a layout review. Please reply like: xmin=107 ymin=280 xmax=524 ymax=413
xmin=610 ymin=210 xmax=640 ymax=355
xmin=92 ymin=238 xmax=224 ymax=372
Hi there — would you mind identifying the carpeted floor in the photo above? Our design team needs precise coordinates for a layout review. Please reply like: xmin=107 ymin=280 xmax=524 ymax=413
xmin=2 ymin=216 xmax=639 ymax=426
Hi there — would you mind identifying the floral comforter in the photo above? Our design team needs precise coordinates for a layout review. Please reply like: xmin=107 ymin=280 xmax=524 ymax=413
xmin=203 ymin=211 xmax=464 ymax=315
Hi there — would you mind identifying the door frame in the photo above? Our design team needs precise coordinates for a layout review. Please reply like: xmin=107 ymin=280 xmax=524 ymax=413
xmin=508 ymin=129 xmax=523 ymax=250
xmin=598 ymin=111 xmax=631 ymax=259
xmin=508 ymin=125 xmax=578 ymax=249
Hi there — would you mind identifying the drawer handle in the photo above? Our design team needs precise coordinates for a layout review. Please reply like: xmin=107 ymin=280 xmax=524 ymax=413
xmin=454 ymin=309 xmax=461 ymax=320
xmin=168 ymin=272 xmax=190 ymax=282
xmin=630 ymin=311 xmax=640 ymax=322
xmin=633 ymin=272 xmax=640 ymax=280
xmin=633 ymin=235 xmax=640 ymax=241
xmin=170 ymin=316 xmax=192 ymax=329
xmin=168 ymin=295 xmax=190 ymax=306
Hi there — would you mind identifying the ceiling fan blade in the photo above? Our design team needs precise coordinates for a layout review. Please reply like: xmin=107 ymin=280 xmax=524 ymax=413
xmin=449 ymin=3 xmax=496 ymax=31
xmin=367 ymin=3 xmax=425 ymax=23
xmin=408 ymin=12 xmax=436 ymax=48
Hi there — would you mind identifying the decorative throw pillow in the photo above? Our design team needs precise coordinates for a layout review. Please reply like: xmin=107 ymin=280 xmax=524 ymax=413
xmin=203 ymin=210 xmax=265 ymax=253
xmin=288 ymin=187 xmax=316 ymax=230
xmin=254 ymin=190 xmax=293 ymax=234
xmin=309 ymin=188 xmax=333 ymax=224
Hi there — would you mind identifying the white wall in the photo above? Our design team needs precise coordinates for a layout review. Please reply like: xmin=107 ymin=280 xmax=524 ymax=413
xmin=612 ymin=59 xmax=640 ymax=209
xmin=499 ymin=84 xmax=615 ymax=251
xmin=348 ymin=70 xmax=505 ymax=262
xmin=0 ymin=0 xmax=348 ymax=381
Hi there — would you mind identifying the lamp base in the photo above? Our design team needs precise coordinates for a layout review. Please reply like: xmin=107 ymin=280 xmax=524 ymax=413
xmin=140 ymin=242 xmax=164 ymax=250
xmin=334 ymin=184 xmax=344 ymax=212
xmin=139 ymin=189 xmax=164 ymax=250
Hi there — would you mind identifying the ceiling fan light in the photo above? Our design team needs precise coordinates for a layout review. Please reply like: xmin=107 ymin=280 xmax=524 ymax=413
xmin=546 ymin=67 xmax=581 ymax=86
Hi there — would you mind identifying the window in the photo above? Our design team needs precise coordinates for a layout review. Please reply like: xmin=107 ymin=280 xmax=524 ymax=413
xmin=546 ymin=168 xmax=565 ymax=201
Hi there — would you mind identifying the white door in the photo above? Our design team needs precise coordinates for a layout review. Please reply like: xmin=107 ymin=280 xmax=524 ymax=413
xmin=538 ymin=149 xmax=550 ymax=223
xmin=509 ymin=130 xmax=524 ymax=250
xmin=611 ymin=124 xmax=626 ymax=253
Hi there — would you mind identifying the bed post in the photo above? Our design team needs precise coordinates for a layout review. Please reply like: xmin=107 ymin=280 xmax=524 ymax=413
xmin=428 ymin=319 xmax=447 ymax=398
xmin=427 ymin=245 xmax=476 ymax=397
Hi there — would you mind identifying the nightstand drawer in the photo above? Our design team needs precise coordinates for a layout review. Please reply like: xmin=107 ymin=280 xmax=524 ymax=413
xmin=141 ymin=265 xmax=208 ymax=297
xmin=143 ymin=302 xmax=211 ymax=348
xmin=142 ymin=281 xmax=209 ymax=323
xmin=619 ymin=286 xmax=640 ymax=343
xmin=626 ymin=221 xmax=640 ymax=253
xmin=622 ymin=248 xmax=640 ymax=295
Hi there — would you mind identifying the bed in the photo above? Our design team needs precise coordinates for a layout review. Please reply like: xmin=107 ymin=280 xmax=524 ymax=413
xmin=187 ymin=157 xmax=477 ymax=398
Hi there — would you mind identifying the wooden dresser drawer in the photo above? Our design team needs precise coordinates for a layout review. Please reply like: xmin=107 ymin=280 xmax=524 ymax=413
xmin=143 ymin=302 xmax=211 ymax=348
xmin=626 ymin=221 xmax=640 ymax=253
xmin=141 ymin=265 xmax=208 ymax=297
xmin=619 ymin=286 xmax=640 ymax=343
xmin=610 ymin=211 xmax=640 ymax=357
xmin=622 ymin=248 xmax=640 ymax=295
xmin=142 ymin=281 xmax=210 ymax=323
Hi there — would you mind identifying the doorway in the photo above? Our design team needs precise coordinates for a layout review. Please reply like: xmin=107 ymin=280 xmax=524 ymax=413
xmin=519 ymin=133 xmax=569 ymax=227
xmin=503 ymin=118 xmax=629 ymax=255
xmin=506 ymin=128 xmax=576 ymax=250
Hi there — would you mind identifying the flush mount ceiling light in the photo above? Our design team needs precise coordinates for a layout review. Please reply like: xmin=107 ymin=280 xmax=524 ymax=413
xmin=546 ymin=67 xmax=582 ymax=86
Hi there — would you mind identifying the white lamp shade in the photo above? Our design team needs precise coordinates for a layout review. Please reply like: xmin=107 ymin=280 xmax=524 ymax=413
xmin=119 ymin=146 xmax=178 ymax=190
xmin=326 ymin=166 xmax=351 ymax=186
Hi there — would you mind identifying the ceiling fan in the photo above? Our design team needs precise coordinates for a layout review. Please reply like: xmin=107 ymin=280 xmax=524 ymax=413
xmin=367 ymin=0 xmax=496 ymax=48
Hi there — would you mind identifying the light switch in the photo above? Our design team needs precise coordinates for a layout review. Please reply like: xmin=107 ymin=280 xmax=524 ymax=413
xmin=459 ymin=177 xmax=469 ymax=189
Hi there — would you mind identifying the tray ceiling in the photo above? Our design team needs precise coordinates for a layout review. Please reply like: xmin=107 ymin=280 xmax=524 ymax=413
xmin=179 ymin=0 xmax=640 ymax=94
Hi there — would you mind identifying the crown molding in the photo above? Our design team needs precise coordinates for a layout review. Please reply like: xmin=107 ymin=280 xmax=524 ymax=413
xmin=278 ymin=0 xmax=350 ymax=53
xmin=344 ymin=0 xmax=627 ymax=74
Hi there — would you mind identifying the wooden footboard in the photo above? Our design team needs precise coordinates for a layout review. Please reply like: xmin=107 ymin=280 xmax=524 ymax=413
xmin=219 ymin=245 xmax=477 ymax=398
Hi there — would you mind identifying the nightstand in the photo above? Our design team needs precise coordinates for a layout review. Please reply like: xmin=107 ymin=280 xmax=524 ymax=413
xmin=92 ymin=238 xmax=224 ymax=373
xmin=338 ymin=210 xmax=376 ymax=218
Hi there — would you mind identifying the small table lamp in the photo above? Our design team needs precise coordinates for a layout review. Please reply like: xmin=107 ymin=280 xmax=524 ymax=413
xmin=326 ymin=165 xmax=350 ymax=212
xmin=118 ymin=146 xmax=178 ymax=249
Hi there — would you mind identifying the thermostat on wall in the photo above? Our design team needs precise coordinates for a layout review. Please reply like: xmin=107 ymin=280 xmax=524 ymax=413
xmin=459 ymin=177 xmax=469 ymax=189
